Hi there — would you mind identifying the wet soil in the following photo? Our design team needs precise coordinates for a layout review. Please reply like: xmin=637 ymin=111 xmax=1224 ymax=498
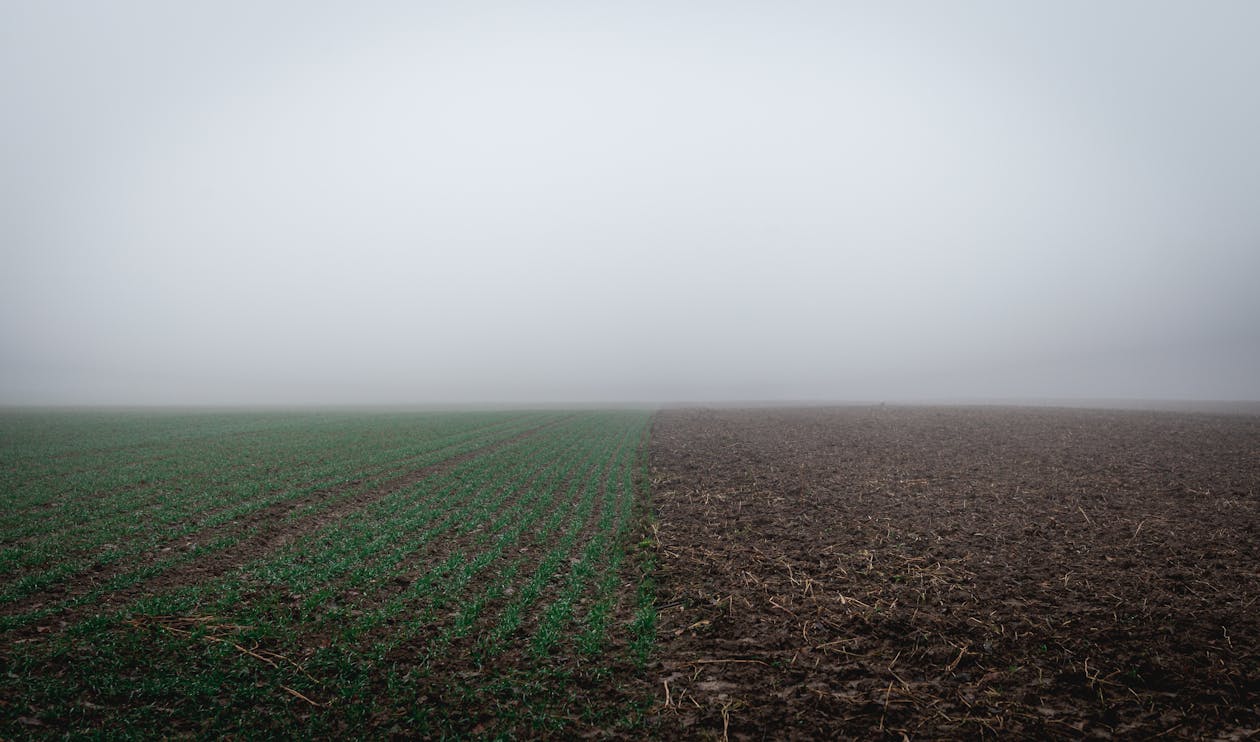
xmin=647 ymin=406 xmax=1260 ymax=740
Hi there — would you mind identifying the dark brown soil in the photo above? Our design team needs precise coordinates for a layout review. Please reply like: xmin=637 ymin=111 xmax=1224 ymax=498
xmin=647 ymin=406 xmax=1260 ymax=740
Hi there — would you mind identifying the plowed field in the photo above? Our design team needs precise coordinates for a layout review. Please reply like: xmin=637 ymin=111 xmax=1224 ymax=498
xmin=648 ymin=406 xmax=1260 ymax=739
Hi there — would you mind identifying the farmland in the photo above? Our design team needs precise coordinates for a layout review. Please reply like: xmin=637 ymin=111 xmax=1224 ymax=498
xmin=0 ymin=410 xmax=656 ymax=737
xmin=3 ymin=405 xmax=1259 ymax=739
xmin=649 ymin=406 xmax=1260 ymax=739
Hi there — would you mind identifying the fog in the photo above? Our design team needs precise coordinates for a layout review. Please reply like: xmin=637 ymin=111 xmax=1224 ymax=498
xmin=3 ymin=1 xmax=1259 ymax=406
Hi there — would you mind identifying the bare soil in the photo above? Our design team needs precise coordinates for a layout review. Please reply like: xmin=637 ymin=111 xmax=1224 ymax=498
xmin=647 ymin=406 xmax=1260 ymax=739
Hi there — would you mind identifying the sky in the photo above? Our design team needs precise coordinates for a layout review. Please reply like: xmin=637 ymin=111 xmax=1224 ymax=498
xmin=2 ymin=1 xmax=1258 ymax=405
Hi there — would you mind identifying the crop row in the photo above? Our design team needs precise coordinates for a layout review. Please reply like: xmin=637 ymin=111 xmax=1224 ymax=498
xmin=0 ymin=410 xmax=656 ymax=737
xmin=0 ymin=413 xmax=562 ymax=626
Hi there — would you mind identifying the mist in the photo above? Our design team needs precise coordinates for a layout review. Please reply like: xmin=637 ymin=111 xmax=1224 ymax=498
xmin=3 ymin=1 xmax=1258 ymax=406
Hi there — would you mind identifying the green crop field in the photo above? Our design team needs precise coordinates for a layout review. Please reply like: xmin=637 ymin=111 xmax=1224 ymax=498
xmin=0 ymin=410 xmax=657 ymax=738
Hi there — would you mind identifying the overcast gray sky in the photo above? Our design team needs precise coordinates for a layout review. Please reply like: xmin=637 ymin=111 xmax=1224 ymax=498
xmin=2 ymin=1 xmax=1258 ymax=405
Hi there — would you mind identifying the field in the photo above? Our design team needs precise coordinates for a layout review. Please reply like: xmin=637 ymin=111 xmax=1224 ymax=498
xmin=0 ymin=410 xmax=656 ymax=737
xmin=2 ymin=406 xmax=1259 ymax=739
xmin=649 ymin=406 xmax=1260 ymax=738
